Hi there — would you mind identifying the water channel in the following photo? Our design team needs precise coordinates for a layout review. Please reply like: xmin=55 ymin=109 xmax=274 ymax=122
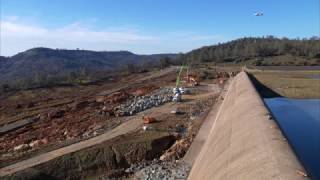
xmin=264 ymin=98 xmax=320 ymax=180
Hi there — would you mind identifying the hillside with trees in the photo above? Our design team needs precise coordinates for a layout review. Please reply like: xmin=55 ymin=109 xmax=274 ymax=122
xmin=0 ymin=48 xmax=177 ymax=90
xmin=183 ymin=36 xmax=320 ymax=66
xmin=1 ymin=36 xmax=319 ymax=91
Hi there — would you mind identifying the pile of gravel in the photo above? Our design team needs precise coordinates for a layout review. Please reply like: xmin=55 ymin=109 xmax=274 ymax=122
xmin=126 ymin=160 xmax=191 ymax=180
xmin=114 ymin=88 xmax=173 ymax=116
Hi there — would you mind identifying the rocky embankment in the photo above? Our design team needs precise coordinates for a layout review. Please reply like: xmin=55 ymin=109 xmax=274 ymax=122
xmin=126 ymin=160 xmax=191 ymax=180
xmin=114 ymin=88 xmax=173 ymax=116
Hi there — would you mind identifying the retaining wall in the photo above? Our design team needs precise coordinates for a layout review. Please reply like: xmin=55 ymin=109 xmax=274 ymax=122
xmin=188 ymin=72 xmax=306 ymax=180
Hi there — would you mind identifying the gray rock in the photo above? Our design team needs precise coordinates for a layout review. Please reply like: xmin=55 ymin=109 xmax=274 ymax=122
xmin=114 ymin=88 xmax=173 ymax=116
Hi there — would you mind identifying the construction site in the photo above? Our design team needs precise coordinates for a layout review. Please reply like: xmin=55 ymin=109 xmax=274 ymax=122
xmin=0 ymin=65 xmax=240 ymax=179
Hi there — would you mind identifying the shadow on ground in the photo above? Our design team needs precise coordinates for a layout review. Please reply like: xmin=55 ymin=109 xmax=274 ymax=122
xmin=247 ymin=73 xmax=282 ymax=98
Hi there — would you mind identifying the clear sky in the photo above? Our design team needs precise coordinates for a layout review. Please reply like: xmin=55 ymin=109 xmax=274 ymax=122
xmin=0 ymin=0 xmax=319 ymax=56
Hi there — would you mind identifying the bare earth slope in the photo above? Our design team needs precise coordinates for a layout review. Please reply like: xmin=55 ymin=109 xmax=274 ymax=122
xmin=0 ymin=115 xmax=142 ymax=176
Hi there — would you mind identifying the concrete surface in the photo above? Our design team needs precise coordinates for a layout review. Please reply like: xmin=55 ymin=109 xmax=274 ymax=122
xmin=183 ymin=80 xmax=231 ymax=165
xmin=188 ymin=72 xmax=307 ymax=180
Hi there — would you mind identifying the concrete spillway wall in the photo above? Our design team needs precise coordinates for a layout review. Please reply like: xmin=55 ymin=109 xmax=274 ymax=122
xmin=188 ymin=72 xmax=306 ymax=180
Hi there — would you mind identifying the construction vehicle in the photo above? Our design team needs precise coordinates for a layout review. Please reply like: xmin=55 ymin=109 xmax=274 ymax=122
xmin=176 ymin=65 xmax=200 ymax=87
xmin=184 ymin=74 xmax=200 ymax=86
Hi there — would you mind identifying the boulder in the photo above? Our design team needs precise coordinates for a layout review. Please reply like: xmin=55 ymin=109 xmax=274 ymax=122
xmin=13 ymin=144 xmax=30 ymax=151
xmin=29 ymin=140 xmax=41 ymax=148
xmin=96 ymin=96 xmax=105 ymax=103
xmin=143 ymin=116 xmax=157 ymax=124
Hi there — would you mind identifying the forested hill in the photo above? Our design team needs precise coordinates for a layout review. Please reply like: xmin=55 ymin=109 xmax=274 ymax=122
xmin=184 ymin=36 xmax=320 ymax=65
xmin=0 ymin=48 xmax=177 ymax=86
xmin=1 ymin=37 xmax=319 ymax=90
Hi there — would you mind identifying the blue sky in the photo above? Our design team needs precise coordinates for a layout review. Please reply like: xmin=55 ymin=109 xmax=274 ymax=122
xmin=1 ymin=0 xmax=319 ymax=56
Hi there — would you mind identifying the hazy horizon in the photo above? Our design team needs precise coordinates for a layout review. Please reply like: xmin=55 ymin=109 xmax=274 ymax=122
xmin=1 ymin=35 xmax=320 ymax=57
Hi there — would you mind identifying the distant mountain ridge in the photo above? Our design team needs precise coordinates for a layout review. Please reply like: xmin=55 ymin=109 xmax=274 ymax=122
xmin=0 ymin=47 xmax=177 ymax=83
xmin=1 ymin=36 xmax=319 ymax=89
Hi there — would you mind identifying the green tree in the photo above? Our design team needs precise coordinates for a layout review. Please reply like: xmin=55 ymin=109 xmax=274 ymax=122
xmin=159 ymin=57 xmax=171 ymax=69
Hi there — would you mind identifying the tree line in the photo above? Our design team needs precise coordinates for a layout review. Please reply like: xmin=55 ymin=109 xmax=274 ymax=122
xmin=0 ymin=57 xmax=178 ymax=92
xmin=183 ymin=36 xmax=320 ymax=64
xmin=1 ymin=36 xmax=319 ymax=92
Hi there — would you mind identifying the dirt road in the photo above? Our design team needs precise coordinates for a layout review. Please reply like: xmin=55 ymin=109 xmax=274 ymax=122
xmin=0 ymin=115 xmax=142 ymax=176
xmin=0 ymin=90 xmax=188 ymax=177
xmin=97 ymin=66 xmax=179 ymax=96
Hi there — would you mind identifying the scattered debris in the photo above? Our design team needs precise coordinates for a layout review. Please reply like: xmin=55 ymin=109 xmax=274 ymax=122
xmin=0 ymin=117 xmax=38 ymax=135
xmin=13 ymin=144 xmax=29 ymax=152
xmin=172 ymin=88 xmax=182 ymax=102
xmin=266 ymin=113 xmax=273 ymax=120
xmin=72 ymin=100 xmax=89 ymax=111
xmin=170 ymin=110 xmax=177 ymax=114
xmin=106 ymin=91 xmax=130 ymax=104
xmin=160 ymin=138 xmax=191 ymax=161
xmin=213 ymin=71 xmax=240 ymax=79
xmin=48 ymin=109 xmax=65 ymax=119
xmin=96 ymin=96 xmax=105 ymax=103
xmin=142 ymin=125 xmax=148 ymax=131
xmin=96 ymin=91 xmax=130 ymax=104
xmin=15 ymin=104 xmax=23 ymax=109
xmin=143 ymin=116 xmax=157 ymax=124
xmin=184 ymin=74 xmax=200 ymax=86
xmin=296 ymin=170 xmax=308 ymax=177
xmin=0 ymin=67 xmax=223 ymax=178
xmin=170 ymin=108 xmax=184 ymax=115
xmin=128 ymin=85 xmax=158 ymax=96
xmin=28 ymin=138 xmax=48 ymax=148
xmin=26 ymin=102 xmax=35 ymax=108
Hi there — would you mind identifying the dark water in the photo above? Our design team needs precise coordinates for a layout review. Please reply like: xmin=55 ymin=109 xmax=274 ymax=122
xmin=264 ymin=98 xmax=320 ymax=180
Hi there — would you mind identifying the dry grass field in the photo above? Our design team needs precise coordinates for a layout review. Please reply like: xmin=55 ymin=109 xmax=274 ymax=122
xmin=249 ymin=67 xmax=320 ymax=98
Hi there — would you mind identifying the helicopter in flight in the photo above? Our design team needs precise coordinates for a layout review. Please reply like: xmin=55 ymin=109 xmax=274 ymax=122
xmin=254 ymin=12 xmax=264 ymax=16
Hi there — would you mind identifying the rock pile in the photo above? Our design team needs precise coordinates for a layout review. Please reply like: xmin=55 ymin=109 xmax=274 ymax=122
xmin=172 ymin=88 xmax=182 ymax=102
xmin=128 ymin=160 xmax=191 ymax=180
xmin=160 ymin=138 xmax=191 ymax=161
xmin=12 ymin=138 xmax=48 ymax=152
xmin=114 ymin=88 xmax=173 ymax=116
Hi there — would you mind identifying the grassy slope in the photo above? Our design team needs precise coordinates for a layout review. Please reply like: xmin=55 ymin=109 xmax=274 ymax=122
xmin=245 ymin=54 xmax=319 ymax=66
xmin=250 ymin=70 xmax=320 ymax=98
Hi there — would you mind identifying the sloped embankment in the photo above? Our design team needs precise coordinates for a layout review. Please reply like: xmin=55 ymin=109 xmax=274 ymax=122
xmin=188 ymin=72 xmax=306 ymax=180
xmin=2 ymin=131 xmax=175 ymax=179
